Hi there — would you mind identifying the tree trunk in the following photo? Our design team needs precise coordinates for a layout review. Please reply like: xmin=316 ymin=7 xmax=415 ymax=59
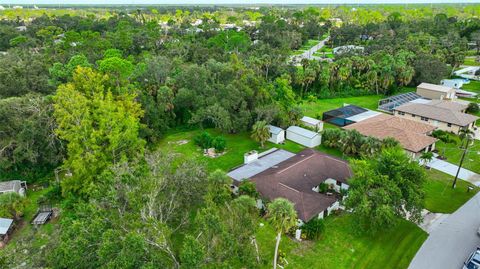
xmin=273 ymin=232 xmax=281 ymax=269
xmin=252 ymin=236 xmax=260 ymax=264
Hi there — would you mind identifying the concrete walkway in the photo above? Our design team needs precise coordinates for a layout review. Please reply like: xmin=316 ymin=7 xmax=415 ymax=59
xmin=408 ymin=192 xmax=480 ymax=269
xmin=418 ymin=209 xmax=450 ymax=234
xmin=427 ymin=156 xmax=480 ymax=187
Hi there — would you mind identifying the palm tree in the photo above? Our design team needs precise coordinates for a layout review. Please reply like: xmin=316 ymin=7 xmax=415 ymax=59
xmin=251 ymin=120 xmax=270 ymax=148
xmin=420 ymin=151 xmax=434 ymax=169
xmin=360 ymin=136 xmax=381 ymax=157
xmin=341 ymin=130 xmax=363 ymax=156
xmin=459 ymin=128 xmax=475 ymax=149
xmin=267 ymin=198 xmax=297 ymax=269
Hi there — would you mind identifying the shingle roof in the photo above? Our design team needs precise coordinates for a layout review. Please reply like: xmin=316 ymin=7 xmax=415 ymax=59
xmin=344 ymin=114 xmax=437 ymax=153
xmin=427 ymin=100 xmax=468 ymax=112
xmin=394 ymin=102 xmax=478 ymax=126
xmin=251 ymin=149 xmax=352 ymax=222
xmin=0 ymin=218 xmax=13 ymax=235
xmin=268 ymin=125 xmax=284 ymax=135
xmin=417 ymin=82 xmax=454 ymax=93
xmin=286 ymin=126 xmax=319 ymax=139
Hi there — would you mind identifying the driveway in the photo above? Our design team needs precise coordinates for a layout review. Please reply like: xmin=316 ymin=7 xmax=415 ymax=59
xmin=427 ymin=157 xmax=480 ymax=187
xmin=292 ymin=36 xmax=330 ymax=62
xmin=409 ymin=192 xmax=480 ymax=269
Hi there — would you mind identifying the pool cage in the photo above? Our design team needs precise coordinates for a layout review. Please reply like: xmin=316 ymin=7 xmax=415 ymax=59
xmin=378 ymin=92 xmax=422 ymax=113
xmin=322 ymin=105 xmax=368 ymax=127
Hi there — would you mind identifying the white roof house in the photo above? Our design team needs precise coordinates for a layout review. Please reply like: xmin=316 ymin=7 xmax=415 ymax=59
xmin=0 ymin=218 xmax=13 ymax=236
xmin=0 ymin=180 xmax=27 ymax=196
xmin=300 ymin=116 xmax=324 ymax=132
xmin=268 ymin=125 xmax=285 ymax=144
xmin=286 ymin=126 xmax=322 ymax=148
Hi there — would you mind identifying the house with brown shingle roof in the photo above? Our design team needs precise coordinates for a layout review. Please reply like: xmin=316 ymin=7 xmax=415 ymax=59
xmin=393 ymin=100 xmax=478 ymax=134
xmin=249 ymin=149 xmax=352 ymax=223
xmin=343 ymin=114 xmax=437 ymax=159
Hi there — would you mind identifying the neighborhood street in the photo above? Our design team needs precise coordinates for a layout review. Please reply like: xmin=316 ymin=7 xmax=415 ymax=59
xmin=408 ymin=192 xmax=480 ymax=269
xmin=293 ymin=36 xmax=329 ymax=61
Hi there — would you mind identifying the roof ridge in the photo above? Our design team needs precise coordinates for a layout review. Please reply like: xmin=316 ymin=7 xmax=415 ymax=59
xmin=276 ymin=154 xmax=315 ymax=174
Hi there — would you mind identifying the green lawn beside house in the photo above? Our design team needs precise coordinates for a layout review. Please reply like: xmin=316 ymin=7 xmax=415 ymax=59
xmin=299 ymin=95 xmax=383 ymax=118
xmin=463 ymin=57 xmax=480 ymax=66
xmin=423 ymin=169 xmax=479 ymax=213
xmin=435 ymin=138 xmax=480 ymax=174
xmin=257 ymin=214 xmax=427 ymax=269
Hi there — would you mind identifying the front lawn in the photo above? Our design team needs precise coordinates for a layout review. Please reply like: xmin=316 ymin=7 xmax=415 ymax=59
xmin=257 ymin=214 xmax=427 ymax=269
xmin=435 ymin=137 xmax=480 ymax=174
xmin=423 ymin=169 xmax=479 ymax=213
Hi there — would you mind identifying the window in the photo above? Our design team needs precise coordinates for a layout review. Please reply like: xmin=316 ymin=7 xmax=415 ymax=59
xmin=411 ymin=114 xmax=415 ymax=118
xmin=421 ymin=117 xmax=429 ymax=122
xmin=447 ymin=123 xmax=452 ymax=127
xmin=398 ymin=111 xmax=405 ymax=116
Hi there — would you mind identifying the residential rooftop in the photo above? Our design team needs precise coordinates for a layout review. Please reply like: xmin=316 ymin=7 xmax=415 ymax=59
xmin=394 ymin=102 xmax=478 ymax=127
xmin=417 ymin=82 xmax=454 ymax=93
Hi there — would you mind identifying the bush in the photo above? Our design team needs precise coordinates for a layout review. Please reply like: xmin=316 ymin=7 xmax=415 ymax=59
xmin=466 ymin=102 xmax=479 ymax=114
xmin=301 ymin=218 xmax=325 ymax=240
xmin=211 ymin=136 xmax=227 ymax=152
xmin=194 ymin=131 xmax=213 ymax=149
xmin=318 ymin=182 xmax=329 ymax=193
xmin=321 ymin=128 xmax=343 ymax=148
xmin=238 ymin=181 xmax=259 ymax=198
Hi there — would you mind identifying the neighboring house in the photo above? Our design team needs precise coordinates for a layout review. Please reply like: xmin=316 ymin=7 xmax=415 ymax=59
xmin=333 ymin=45 xmax=364 ymax=55
xmin=268 ymin=125 xmax=285 ymax=144
xmin=300 ymin=116 xmax=323 ymax=132
xmin=393 ymin=100 xmax=478 ymax=134
xmin=441 ymin=79 xmax=464 ymax=89
xmin=250 ymin=149 xmax=352 ymax=224
xmin=286 ymin=126 xmax=321 ymax=148
xmin=0 ymin=180 xmax=27 ymax=196
xmin=15 ymin=26 xmax=27 ymax=32
xmin=416 ymin=82 xmax=456 ymax=100
xmin=0 ymin=218 xmax=14 ymax=243
xmin=344 ymin=114 xmax=437 ymax=159
xmin=323 ymin=105 xmax=381 ymax=127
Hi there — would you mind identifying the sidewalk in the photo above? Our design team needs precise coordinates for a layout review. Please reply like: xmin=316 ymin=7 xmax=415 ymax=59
xmin=426 ymin=156 xmax=480 ymax=187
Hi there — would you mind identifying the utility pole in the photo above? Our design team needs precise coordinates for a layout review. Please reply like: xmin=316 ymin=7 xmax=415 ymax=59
xmin=452 ymin=135 xmax=471 ymax=189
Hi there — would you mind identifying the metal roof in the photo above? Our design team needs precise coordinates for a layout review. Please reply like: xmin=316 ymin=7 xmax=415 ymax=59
xmin=268 ymin=125 xmax=284 ymax=135
xmin=0 ymin=180 xmax=21 ymax=192
xmin=0 ymin=218 xmax=13 ymax=235
xmin=301 ymin=116 xmax=321 ymax=126
xmin=378 ymin=92 xmax=423 ymax=113
xmin=286 ymin=126 xmax=320 ymax=139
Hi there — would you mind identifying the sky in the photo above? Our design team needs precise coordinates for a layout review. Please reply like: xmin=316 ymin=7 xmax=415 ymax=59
xmin=0 ymin=0 xmax=479 ymax=5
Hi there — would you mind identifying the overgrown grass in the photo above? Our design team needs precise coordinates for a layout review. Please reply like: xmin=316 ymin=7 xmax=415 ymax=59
xmin=257 ymin=214 xmax=427 ymax=269
xmin=424 ymin=169 xmax=479 ymax=213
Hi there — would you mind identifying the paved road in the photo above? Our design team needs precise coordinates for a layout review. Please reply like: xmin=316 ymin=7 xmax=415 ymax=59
xmin=292 ymin=36 xmax=330 ymax=62
xmin=427 ymin=156 xmax=480 ymax=187
xmin=409 ymin=192 xmax=480 ymax=269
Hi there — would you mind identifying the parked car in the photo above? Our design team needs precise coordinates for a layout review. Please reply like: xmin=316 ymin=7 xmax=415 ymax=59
xmin=463 ymin=247 xmax=480 ymax=269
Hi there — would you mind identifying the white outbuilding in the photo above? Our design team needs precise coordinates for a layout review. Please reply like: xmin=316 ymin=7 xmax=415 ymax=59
xmin=300 ymin=116 xmax=323 ymax=132
xmin=268 ymin=125 xmax=285 ymax=144
xmin=286 ymin=126 xmax=321 ymax=148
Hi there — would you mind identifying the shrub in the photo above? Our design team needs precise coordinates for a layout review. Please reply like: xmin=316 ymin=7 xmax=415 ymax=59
xmin=321 ymin=128 xmax=343 ymax=148
xmin=318 ymin=182 xmax=329 ymax=193
xmin=466 ymin=102 xmax=479 ymax=114
xmin=301 ymin=218 xmax=325 ymax=240
xmin=211 ymin=136 xmax=227 ymax=152
xmin=238 ymin=181 xmax=259 ymax=198
xmin=194 ymin=131 xmax=213 ymax=149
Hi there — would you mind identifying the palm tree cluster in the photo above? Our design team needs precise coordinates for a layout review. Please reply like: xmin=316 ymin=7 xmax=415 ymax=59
xmin=322 ymin=128 xmax=399 ymax=157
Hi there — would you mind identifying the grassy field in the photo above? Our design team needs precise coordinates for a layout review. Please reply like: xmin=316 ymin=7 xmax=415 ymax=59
xmin=461 ymin=80 xmax=480 ymax=94
xmin=463 ymin=57 xmax=480 ymax=66
xmin=424 ymin=169 xmax=479 ymax=213
xmin=299 ymin=95 xmax=383 ymax=118
xmin=257 ymin=214 xmax=427 ymax=269
xmin=435 ymin=137 xmax=480 ymax=174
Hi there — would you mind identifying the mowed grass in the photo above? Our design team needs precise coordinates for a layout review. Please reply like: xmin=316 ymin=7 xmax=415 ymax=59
xmin=461 ymin=80 xmax=480 ymax=94
xmin=299 ymin=95 xmax=383 ymax=118
xmin=424 ymin=169 xmax=479 ymax=213
xmin=257 ymin=214 xmax=427 ymax=269
xmin=463 ymin=57 xmax=480 ymax=66
xmin=436 ymin=138 xmax=480 ymax=174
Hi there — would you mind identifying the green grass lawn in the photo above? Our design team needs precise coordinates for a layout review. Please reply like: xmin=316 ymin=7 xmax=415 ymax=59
xmin=463 ymin=57 xmax=480 ymax=66
xmin=435 ymin=137 xmax=480 ymax=174
xmin=300 ymin=39 xmax=320 ymax=50
xmin=299 ymin=95 xmax=383 ymax=118
xmin=461 ymin=80 xmax=480 ymax=94
xmin=257 ymin=214 xmax=427 ymax=269
xmin=424 ymin=169 xmax=479 ymax=213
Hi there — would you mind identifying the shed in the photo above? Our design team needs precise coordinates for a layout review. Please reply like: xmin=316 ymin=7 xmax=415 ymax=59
xmin=300 ymin=116 xmax=324 ymax=132
xmin=416 ymin=83 xmax=456 ymax=100
xmin=286 ymin=126 xmax=321 ymax=148
xmin=0 ymin=218 xmax=13 ymax=240
xmin=0 ymin=180 xmax=27 ymax=196
xmin=268 ymin=125 xmax=285 ymax=144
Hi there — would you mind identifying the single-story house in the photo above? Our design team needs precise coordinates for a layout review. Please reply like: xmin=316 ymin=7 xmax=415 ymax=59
xmin=286 ymin=126 xmax=321 ymax=148
xmin=250 ymin=149 xmax=353 ymax=224
xmin=322 ymin=105 xmax=381 ymax=127
xmin=300 ymin=116 xmax=323 ymax=132
xmin=268 ymin=125 xmax=285 ymax=144
xmin=344 ymin=114 xmax=437 ymax=159
xmin=393 ymin=100 xmax=478 ymax=134
xmin=0 ymin=180 xmax=27 ymax=196
xmin=0 ymin=218 xmax=14 ymax=242
xmin=416 ymin=82 xmax=456 ymax=100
